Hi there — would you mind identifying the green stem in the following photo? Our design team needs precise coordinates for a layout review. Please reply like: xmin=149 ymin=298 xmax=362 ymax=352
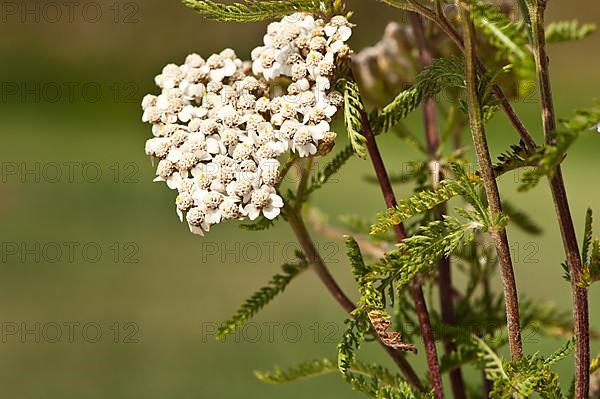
xmin=459 ymin=2 xmax=523 ymax=361
xmin=381 ymin=0 xmax=538 ymax=150
xmin=295 ymin=158 xmax=313 ymax=210
xmin=355 ymin=90 xmax=445 ymax=398
xmin=529 ymin=3 xmax=590 ymax=397
xmin=409 ymin=12 xmax=467 ymax=399
xmin=284 ymin=206 xmax=425 ymax=390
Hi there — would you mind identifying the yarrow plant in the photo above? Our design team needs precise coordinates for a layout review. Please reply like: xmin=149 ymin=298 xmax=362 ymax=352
xmin=142 ymin=12 xmax=352 ymax=234
xmin=141 ymin=0 xmax=600 ymax=398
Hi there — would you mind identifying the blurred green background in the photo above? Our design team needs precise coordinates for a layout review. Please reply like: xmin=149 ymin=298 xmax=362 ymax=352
xmin=0 ymin=0 xmax=599 ymax=397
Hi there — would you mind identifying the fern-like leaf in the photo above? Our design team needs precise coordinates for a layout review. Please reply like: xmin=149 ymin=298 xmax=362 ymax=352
xmin=545 ymin=20 xmax=596 ymax=43
xmin=371 ymin=183 xmax=463 ymax=234
xmin=494 ymin=140 xmax=538 ymax=177
xmin=592 ymin=354 xmax=600 ymax=374
xmin=544 ymin=337 xmax=576 ymax=367
xmin=182 ymin=0 xmax=321 ymax=22
xmin=371 ymin=164 xmax=485 ymax=234
xmin=255 ymin=358 xmax=338 ymax=384
xmin=560 ymin=101 xmax=600 ymax=133
xmin=582 ymin=208 xmax=594 ymax=265
xmin=370 ymin=57 xmax=465 ymax=134
xmin=217 ymin=255 xmax=308 ymax=339
xmin=341 ymin=79 xmax=369 ymax=159
xmin=502 ymin=200 xmax=542 ymax=235
xmin=518 ymin=131 xmax=576 ymax=192
xmin=338 ymin=308 xmax=371 ymax=374
xmin=255 ymin=358 xmax=407 ymax=387
xmin=469 ymin=1 xmax=529 ymax=60
xmin=470 ymin=335 xmax=509 ymax=382
xmin=467 ymin=0 xmax=535 ymax=96
xmin=239 ymin=216 xmax=276 ymax=231
xmin=373 ymin=215 xmax=481 ymax=292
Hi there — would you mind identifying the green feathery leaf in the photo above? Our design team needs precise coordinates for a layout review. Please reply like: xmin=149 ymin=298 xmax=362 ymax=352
xmin=560 ymin=101 xmax=600 ymax=133
xmin=470 ymin=335 xmax=509 ymax=382
xmin=492 ymin=133 xmax=579 ymax=193
xmin=544 ymin=337 xmax=576 ymax=367
xmin=467 ymin=0 xmax=535 ymax=97
xmin=344 ymin=371 xmax=425 ymax=399
xmin=255 ymin=358 xmax=338 ymax=384
xmin=371 ymin=164 xmax=485 ymax=235
xmin=589 ymin=239 xmax=600 ymax=284
xmin=520 ymin=298 xmax=576 ymax=340
xmin=338 ymin=237 xmax=417 ymax=381
xmin=371 ymin=183 xmax=463 ymax=234
xmin=517 ymin=131 xmax=576 ymax=192
xmin=591 ymin=354 xmax=600 ymax=373
xmin=338 ymin=237 xmax=372 ymax=375
xmin=182 ymin=0 xmax=321 ymax=22
xmin=370 ymin=57 xmax=465 ymax=134
xmin=545 ymin=20 xmax=596 ymax=43
xmin=240 ymin=216 xmax=276 ymax=231
xmin=342 ymin=79 xmax=369 ymax=159
xmin=373 ymin=215 xmax=481 ymax=292
xmin=497 ymin=353 xmax=565 ymax=399
xmin=217 ymin=254 xmax=308 ymax=339
xmin=468 ymin=1 xmax=529 ymax=60
xmin=493 ymin=140 xmax=538 ymax=177
xmin=501 ymin=200 xmax=542 ymax=235
xmin=338 ymin=308 xmax=371 ymax=374
xmin=439 ymin=333 xmax=507 ymax=375
xmin=255 ymin=358 xmax=407 ymax=387
xmin=582 ymin=208 xmax=594 ymax=265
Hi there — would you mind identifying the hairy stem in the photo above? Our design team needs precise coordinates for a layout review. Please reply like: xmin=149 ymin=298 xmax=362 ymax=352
xmin=409 ymin=12 xmax=467 ymax=399
xmin=284 ymin=206 xmax=425 ymax=390
xmin=357 ymin=102 xmax=445 ymax=398
xmin=529 ymin=3 xmax=590 ymax=397
xmin=459 ymin=3 xmax=523 ymax=361
xmin=392 ymin=0 xmax=538 ymax=150
xmin=295 ymin=158 xmax=313 ymax=209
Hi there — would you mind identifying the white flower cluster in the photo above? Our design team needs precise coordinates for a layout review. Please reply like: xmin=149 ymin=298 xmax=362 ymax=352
xmin=251 ymin=14 xmax=352 ymax=156
xmin=141 ymin=14 xmax=353 ymax=236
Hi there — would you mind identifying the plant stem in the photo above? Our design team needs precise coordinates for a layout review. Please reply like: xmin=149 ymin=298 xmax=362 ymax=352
xmin=397 ymin=0 xmax=538 ymax=150
xmin=529 ymin=3 xmax=590 ymax=397
xmin=357 ymin=102 xmax=445 ymax=399
xmin=295 ymin=158 xmax=313 ymax=209
xmin=284 ymin=206 xmax=425 ymax=391
xmin=409 ymin=12 xmax=467 ymax=399
xmin=459 ymin=3 xmax=523 ymax=361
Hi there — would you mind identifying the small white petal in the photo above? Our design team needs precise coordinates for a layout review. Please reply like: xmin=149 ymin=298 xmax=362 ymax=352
xmin=338 ymin=26 xmax=353 ymax=41
xmin=263 ymin=206 xmax=281 ymax=220
xmin=330 ymin=40 xmax=344 ymax=53
xmin=324 ymin=25 xmax=337 ymax=37
xmin=269 ymin=194 xmax=284 ymax=208
xmin=166 ymin=173 xmax=183 ymax=190
xmin=210 ymin=69 xmax=226 ymax=82
xmin=245 ymin=205 xmax=260 ymax=221
xmin=206 ymin=137 xmax=221 ymax=154
xmin=205 ymin=209 xmax=222 ymax=224
xmin=222 ymin=59 xmax=237 ymax=77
